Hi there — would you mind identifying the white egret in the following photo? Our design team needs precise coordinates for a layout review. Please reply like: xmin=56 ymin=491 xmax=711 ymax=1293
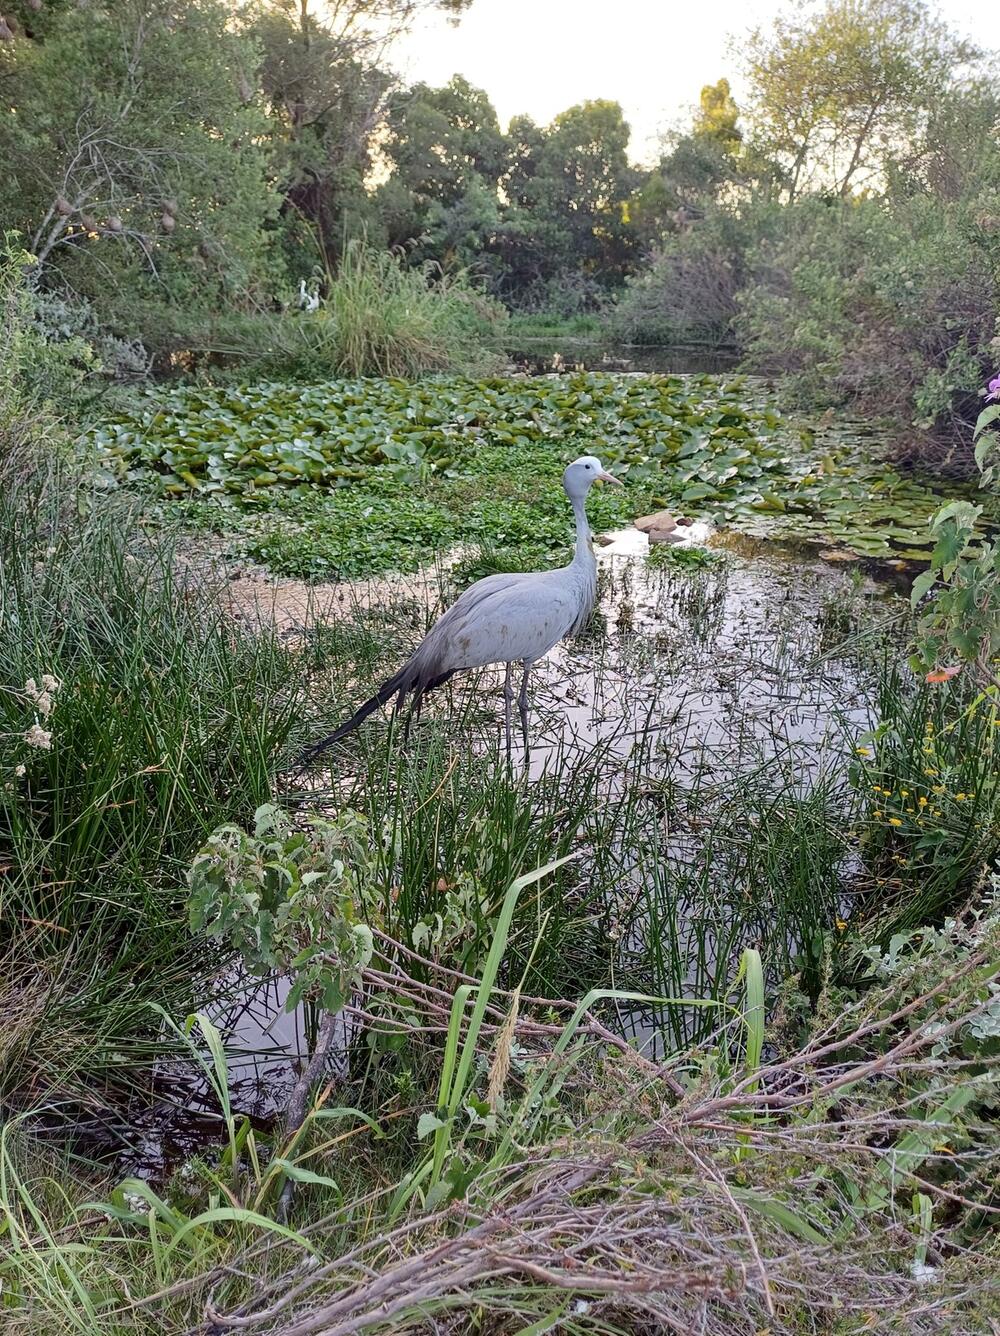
xmin=304 ymin=455 xmax=622 ymax=760
xmin=298 ymin=278 xmax=320 ymax=313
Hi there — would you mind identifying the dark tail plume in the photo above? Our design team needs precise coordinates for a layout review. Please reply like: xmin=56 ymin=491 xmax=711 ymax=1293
xmin=299 ymin=666 xmax=407 ymax=764
xmin=299 ymin=665 xmax=457 ymax=765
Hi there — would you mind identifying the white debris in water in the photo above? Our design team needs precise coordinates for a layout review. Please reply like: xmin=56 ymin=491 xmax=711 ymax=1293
xmin=596 ymin=520 xmax=714 ymax=560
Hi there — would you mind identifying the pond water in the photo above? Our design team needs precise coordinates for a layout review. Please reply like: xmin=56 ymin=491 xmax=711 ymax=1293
xmin=506 ymin=339 xmax=740 ymax=376
xmin=530 ymin=526 xmax=896 ymax=785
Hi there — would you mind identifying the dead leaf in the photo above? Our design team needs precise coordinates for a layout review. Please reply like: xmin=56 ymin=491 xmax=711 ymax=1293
xmin=925 ymin=666 xmax=961 ymax=683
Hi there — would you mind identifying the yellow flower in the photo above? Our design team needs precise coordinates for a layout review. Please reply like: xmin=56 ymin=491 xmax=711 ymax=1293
xmin=923 ymin=768 xmax=938 ymax=776
xmin=835 ymin=919 xmax=848 ymax=932
xmin=856 ymin=746 xmax=872 ymax=757
xmin=918 ymin=796 xmax=928 ymax=807
xmin=932 ymin=785 xmax=944 ymax=794
xmin=901 ymin=789 xmax=909 ymax=797
xmin=956 ymin=793 xmax=967 ymax=802
xmin=874 ymin=809 xmax=883 ymax=818
xmin=889 ymin=817 xmax=903 ymax=827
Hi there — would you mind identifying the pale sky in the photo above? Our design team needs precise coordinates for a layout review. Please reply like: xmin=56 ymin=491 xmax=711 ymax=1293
xmin=391 ymin=0 xmax=995 ymax=165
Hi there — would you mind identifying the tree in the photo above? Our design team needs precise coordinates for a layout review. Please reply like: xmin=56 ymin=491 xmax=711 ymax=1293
xmin=380 ymin=75 xmax=505 ymax=207
xmin=0 ymin=0 xmax=277 ymax=310
xmin=373 ymin=74 xmax=507 ymax=276
xmin=247 ymin=0 xmax=475 ymax=270
xmin=629 ymin=81 xmax=747 ymax=251
xmin=502 ymin=113 xmax=547 ymax=210
xmin=888 ymin=78 xmax=1000 ymax=203
xmin=693 ymin=78 xmax=742 ymax=153
xmin=742 ymin=0 xmax=978 ymax=200
xmin=249 ymin=0 xmax=391 ymax=271
xmin=531 ymin=100 xmax=639 ymax=283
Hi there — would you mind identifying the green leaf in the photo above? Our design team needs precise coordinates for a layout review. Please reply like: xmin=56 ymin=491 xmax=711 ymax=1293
xmin=731 ymin=1188 xmax=827 ymax=1245
xmin=910 ymin=569 xmax=936 ymax=608
xmin=417 ymin=1112 xmax=446 ymax=1140
xmin=510 ymin=1300 xmax=571 ymax=1335
xmin=740 ymin=947 xmax=765 ymax=1087
xmin=270 ymin=1159 xmax=342 ymax=1192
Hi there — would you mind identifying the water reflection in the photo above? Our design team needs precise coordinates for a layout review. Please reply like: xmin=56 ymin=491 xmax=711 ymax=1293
xmin=507 ymin=341 xmax=740 ymax=377
xmin=529 ymin=531 xmax=898 ymax=788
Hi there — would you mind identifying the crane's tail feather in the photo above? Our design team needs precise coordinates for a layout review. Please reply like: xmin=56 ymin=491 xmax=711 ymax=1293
xmin=300 ymin=666 xmax=457 ymax=764
xmin=299 ymin=666 xmax=407 ymax=763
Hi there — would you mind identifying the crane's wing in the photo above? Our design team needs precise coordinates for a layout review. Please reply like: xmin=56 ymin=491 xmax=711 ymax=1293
xmin=424 ymin=572 xmax=583 ymax=673
xmin=301 ymin=568 xmax=587 ymax=761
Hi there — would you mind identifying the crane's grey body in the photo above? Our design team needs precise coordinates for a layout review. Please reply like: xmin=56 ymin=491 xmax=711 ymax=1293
xmin=303 ymin=455 xmax=620 ymax=761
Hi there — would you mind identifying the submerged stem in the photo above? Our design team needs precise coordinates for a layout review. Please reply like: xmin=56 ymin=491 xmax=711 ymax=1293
xmin=277 ymin=1009 xmax=339 ymax=1221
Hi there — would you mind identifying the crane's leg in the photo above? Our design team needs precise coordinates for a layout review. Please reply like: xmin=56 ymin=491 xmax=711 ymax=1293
xmin=503 ymin=661 xmax=514 ymax=764
xmin=401 ymin=692 xmax=419 ymax=744
xmin=518 ymin=660 xmax=532 ymax=760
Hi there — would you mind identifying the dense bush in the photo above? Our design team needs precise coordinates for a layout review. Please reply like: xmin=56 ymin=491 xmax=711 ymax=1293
xmin=606 ymin=207 xmax=750 ymax=347
xmin=0 ymin=238 xmax=103 ymax=411
xmin=736 ymin=196 xmax=1000 ymax=449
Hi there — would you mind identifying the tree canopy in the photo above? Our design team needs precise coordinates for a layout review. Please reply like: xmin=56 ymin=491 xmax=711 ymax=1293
xmin=0 ymin=0 xmax=994 ymax=348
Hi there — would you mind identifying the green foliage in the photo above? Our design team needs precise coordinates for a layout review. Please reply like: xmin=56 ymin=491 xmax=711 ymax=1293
xmin=851 ymin=668 xmax=1000 ymax=932
xmin=374 ymin=87 xmax=639 ymax=304
xmin=912 ymin=397 xmax=1000 ymax=677
xmin=93 ymin=372 xmax=990 ymax=579
xmin=91 ymin=372 xmax=781 ymax=500
xmin=0 ymin=0 xmax=279 ymax=320
xmin=742 ymin=0 xmax=975 ymax=199
xmin=4 ymin=890 xmax=998 ymax=1332
xmin=0 ymin=452 xmax=305 ymax=1100
xmin=693 ymin=78 xmax=742 ymax=152
xmin=188 ymin=804 xmax=376 ymax=1012
xmin=248 ymin=1 xmax=391 ymax=270
xmin=0 ymin=236 xmax=102 ymax=411
xmin=736 ymin=195 xmax=1000 ymax=433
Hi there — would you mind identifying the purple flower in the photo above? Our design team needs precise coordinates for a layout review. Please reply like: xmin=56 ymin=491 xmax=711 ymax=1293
xmin=988 ymin=373 xmax=1000 ymax=402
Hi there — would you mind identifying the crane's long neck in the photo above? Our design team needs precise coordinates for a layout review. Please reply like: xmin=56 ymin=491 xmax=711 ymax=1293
xmin=570 ymin=493 xmax=594 ymax=567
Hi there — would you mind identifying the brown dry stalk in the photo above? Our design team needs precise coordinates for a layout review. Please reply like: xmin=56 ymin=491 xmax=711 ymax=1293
xmin=486 ymin=987 xmax=520 ymax=1110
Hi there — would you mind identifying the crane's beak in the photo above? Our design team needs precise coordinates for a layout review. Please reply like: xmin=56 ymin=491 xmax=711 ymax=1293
xmin=596 ymin=470 xmax=623 ymax=487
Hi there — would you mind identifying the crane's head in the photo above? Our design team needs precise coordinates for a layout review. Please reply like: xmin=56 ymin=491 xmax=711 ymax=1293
xmin=563 ymin=455 xmax=622 ymax=501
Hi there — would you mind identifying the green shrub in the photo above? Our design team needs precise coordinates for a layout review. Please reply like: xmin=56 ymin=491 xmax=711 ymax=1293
xmin=736 ymin=196 xmax=1000 ymax=459
xmin=605 ymin=206 xmax=750 ymax=346
xmin=1 ymin=236 xmax=102 ymax=413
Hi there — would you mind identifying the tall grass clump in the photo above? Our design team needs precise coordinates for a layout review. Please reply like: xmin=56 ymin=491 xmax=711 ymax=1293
xmin=310 ymin=239 xmax=508 ymax=378
xmin=0 ymin=446 xmax=306 ymax=1103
